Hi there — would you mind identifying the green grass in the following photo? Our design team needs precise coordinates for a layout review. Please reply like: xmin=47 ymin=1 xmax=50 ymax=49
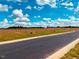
xmin=61 ymin=43 xmax=79 ymax=59
xmin=0 ymin=28 xmax=71 ymax=42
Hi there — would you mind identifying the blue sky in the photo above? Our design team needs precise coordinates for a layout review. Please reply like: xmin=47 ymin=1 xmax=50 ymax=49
xmin=0 ymin=0 xmax=79 ymax=28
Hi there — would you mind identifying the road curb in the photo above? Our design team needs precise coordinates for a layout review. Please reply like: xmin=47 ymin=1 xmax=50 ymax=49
xmin=0 ymin=31 xmax=73 ymax=45
xmin=46 ymin=37 xmax=79 ymax=59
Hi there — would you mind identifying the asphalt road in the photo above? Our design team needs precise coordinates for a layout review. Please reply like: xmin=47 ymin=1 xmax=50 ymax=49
xmin=0 ymin=32 xmax=79 ymax=59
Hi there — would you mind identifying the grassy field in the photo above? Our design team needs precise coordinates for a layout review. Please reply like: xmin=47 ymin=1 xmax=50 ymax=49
xmin=61 ymin=43 xmax=79 ymax=59
xmin=0 ymin=28 xmax=75 ymax=42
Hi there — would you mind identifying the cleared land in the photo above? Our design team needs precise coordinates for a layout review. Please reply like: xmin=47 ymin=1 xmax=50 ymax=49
xmin=0 ymin=28 xmax=76 ymax=42
xmin=61 ymin=43 xmax=79 ymax=59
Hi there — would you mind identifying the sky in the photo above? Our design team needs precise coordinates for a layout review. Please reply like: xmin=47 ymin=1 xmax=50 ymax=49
xmin=0 ymin=0 xmax=79 ymax=28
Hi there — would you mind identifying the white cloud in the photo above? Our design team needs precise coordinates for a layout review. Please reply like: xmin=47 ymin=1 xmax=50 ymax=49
xmin=55 ymin=17 xmax=79 ymax=27
xmin=36 ymin=0 xmax=57 ymax=8
xmin=16 ymin=0 xmax=22 ymax=2
xmin=38 ymin=16 xmax=41 ymax=18
xmin=12 ymin=9 xmax=31 ymax=27
xmin=26 ymin=5 xmax=32 ymax=10
xmin=36 ymin=0 xmax=50 ymax=5
xmin=33 ymin=21 xmax=47 ymax=28
xmin=7 ymin=0 xmax=28 ymax=2
xmin=12 ymin=9 xmax=29 ymax=18
xmin=14 ymin=16 xmax=30 ymax=22
xmin=13 ymin=14 xmax=30 ymax=27
xmin=61 ymin=2 xmax=73 ymax=7
xmin=34 ymin=16 xmax=37 ymax=18
xmin=3 ymin=18 xmax=8 ymax=23
xmin=0 ymin=18 xmax=10 ymax=28
xmin=57 ymin=18 xmax=71 ymax=22
xmin=43 ymin=18 xmax=54 ymax=25
xmin=49 ymin=0 xmax=57 ymax=8
xmin=34 ymin=15 xmax=41 ymax=18
xmin=69 ymin=16 xmax=76 ymax=21
xmin=0 ymin=4 xmax=9 ymax=12
xmin=74 ymin=5 xmax=79 ymax=14
xmin=25 ymin=14 xmax=29 ymax=17
xmin=12 ymin=9 xmax=23 ymax=17
xmin=66 ymin=7 xmax=74 ymax=10
xmin=15 ymin=22 xmax=27 ymax=25
xmin=43 ymin=18 xmax=51 ymax=21
xmin=9 ymin=6 xmax=13 ymax=9
xmin=34 ymin=6 xmax=44 ymax=11
xmin=57 ymin=18 xmax=61 ymax=21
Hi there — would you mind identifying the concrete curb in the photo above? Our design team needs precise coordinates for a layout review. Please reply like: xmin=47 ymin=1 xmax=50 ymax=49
xmin=0 ymin=32 xmax=73 ymax=45
xmin=46 ymin=38 xmax=79 ymax=59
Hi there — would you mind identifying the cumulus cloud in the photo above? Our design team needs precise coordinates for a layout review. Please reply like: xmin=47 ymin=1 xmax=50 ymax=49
xmin=33 ymin=21 xmax=47 ymax=28
xmin=26 ymin=5 xmax=32 ymax=10
xmin=34 ymin=15 xmax=41 ymax=18
xmin=36 ymin=0 xmax=50 ymax=5
xmin=12 ymin=9 xmax=30 ymax=27
xmin=0 ymin=18 xmax=10 ymax=28
xmin=66 ymin=7 xmax=74 ymax=10
xmin=15 ymin=0 xmax=22 ymax=2
xmin=0 ymin=4 xmax=9 ymax=12
xmin=61 ymin=2 xmax=73 ymax=7
xmin=69 ymin=16 xmax=76 ymax=21
xmin=9 ymin=6 xmax=13 ymax=9
xmin=43 ymin=18 xmax=51 ymax=21
xmin=74 ymin=5 xmax=79 ymax=14
xmin=25 ymin=14 xmax=29 ymax=17
xmin=3 ymin=18 xmax=8 ymax=23
xmin=7 ymin=0 xmax=21 ymax=2
xmin=32 ymin=18 xmax=55 ymax=27
xmin=49 ymin=0 xmax=57 ymax=8
xmin=12 ymin=9 xmax=30 ymax=17
xmin=36 ymin=0 xmax=57 ymax=8
xmin=14 ymin=16 xmax=30 ymax=22
xmin=55 ymin=17 xmax=79 ymax=27
xmin=34 ymin=6 xmax=44 ymax=11
xmin=13 ymin=16 xmax=30 ymax=27
xmin=7 ymin=0 xmax=28 ymax=2
xmin=57 ymin=18 xmax=72 ymax=22
xmin=12 ymin=9 xmax=23 ymax=17
xmin=43 ymin=18 xmax=54 ymax=25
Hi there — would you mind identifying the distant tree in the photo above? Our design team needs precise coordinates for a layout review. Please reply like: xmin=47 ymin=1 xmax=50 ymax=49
xmin=57 ymin=26 xmax=60 ymax=28
xmin=8 ymin=26 xmax=24 ymax=29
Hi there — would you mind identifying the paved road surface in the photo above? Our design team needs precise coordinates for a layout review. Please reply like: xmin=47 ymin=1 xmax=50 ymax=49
xmin=0 ymin=32 xmax=79 ymax=59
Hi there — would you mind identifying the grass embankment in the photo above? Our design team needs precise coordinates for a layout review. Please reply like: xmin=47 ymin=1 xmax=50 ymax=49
xmin=61 ymin=43 xmax=79 ymax=59
xmin=0 ymin=28 xmax=72 ymax=42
